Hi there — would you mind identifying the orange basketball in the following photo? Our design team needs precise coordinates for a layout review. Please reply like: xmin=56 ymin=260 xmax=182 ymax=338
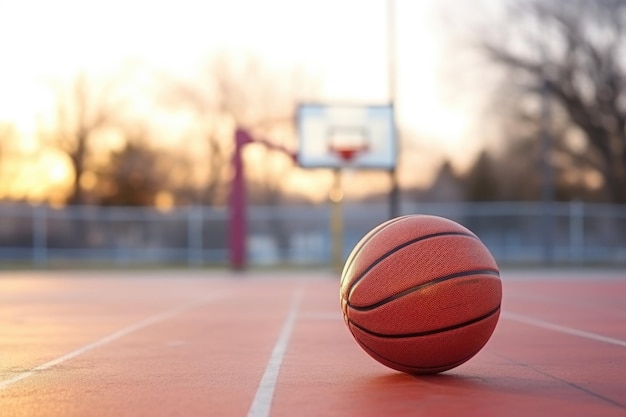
xmin=340 ymin=215 xmax=502 ymax=374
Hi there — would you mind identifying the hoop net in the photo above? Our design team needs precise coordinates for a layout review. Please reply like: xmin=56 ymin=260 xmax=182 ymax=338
xmin=328 ymin=144 xmax=369 ymax=164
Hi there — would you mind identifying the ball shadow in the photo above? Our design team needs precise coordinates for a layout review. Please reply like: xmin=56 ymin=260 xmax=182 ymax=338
xmin=367 ymin=370 xmax=489 ymax=390
xmin=341 ymin=371 xmax=498 ymax=413
xmin=358 ymin=368 xmax=519 ymax=402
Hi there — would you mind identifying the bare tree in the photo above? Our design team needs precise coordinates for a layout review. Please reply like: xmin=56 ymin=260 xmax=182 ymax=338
xmin=96 ymin=125 xmax=181 ymax=206
xmin=0 ymin=123 xmax=21 ymax=198
xmin=0 ymin=124 xmax=9 ymax=197
xmin=0 ymin=123 xmax=13 ymax=175
xmin=463 ymin=151 xmax=500 ymax=201
xmin=44 ymin=73 xmax=121 ymax=205
xmin=161 ymin=82 xmax=228 ymax=205
xmin=476 ymin=0 xmax=626 ymax=203
xmin=160 ymin=53 xmax=315 ymax=206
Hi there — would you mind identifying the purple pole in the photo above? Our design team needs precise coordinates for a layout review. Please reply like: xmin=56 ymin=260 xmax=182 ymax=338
xmin=229 ymin=128 xmax=252 ymax=270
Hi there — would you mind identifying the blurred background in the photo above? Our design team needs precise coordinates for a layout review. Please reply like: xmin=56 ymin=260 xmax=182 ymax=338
xmin=0 ymin=0 xmax=625 ymax=268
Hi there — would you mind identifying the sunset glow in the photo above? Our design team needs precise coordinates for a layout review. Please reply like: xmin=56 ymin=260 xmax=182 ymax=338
xmin=0 ymin=0 xmax=481 ymax=203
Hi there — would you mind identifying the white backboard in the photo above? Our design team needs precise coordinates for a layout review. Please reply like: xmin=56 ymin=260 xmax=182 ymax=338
xmin=296 ymin=103 xmax=397 ymax=169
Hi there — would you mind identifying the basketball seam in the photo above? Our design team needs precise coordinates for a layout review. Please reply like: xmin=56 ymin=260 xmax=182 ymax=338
xmin=348 ymin=305 xmax=501 ymax=339
xmin=340 ymin=215 xmax=410 ymax=287
xmin=346 ymin=230 xmax=479 ymax=298
xmin=347 ymin=269 xmax=500 ymax=311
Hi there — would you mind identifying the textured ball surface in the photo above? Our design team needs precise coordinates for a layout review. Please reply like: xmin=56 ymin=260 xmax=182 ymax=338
xmin=340 ymin=214 xmax=502 ymax=374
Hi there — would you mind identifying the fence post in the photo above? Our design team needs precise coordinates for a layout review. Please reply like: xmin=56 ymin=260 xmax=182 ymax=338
xmin=33 ymin=204 xmax=47 ymax=267
xmin=187 ymin=206 xmax=203 ymax=267
xmin=569 ymin=200 xmax=584 ymax=264
xmin=229 ymin=129 xmax=252 ymax=270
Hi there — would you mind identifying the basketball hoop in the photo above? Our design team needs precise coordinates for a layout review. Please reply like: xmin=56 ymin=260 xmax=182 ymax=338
xmin=294 ymin=103 xmax=397 ymax=271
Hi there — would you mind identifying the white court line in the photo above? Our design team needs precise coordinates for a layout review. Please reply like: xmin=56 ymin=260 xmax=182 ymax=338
xmin=247 ymin=288 xmax=303 ymax=417
xmin=502 ymin=311 xmax=626 ymax=348
xmin=0 ymin=293 xmax=225 ymax=391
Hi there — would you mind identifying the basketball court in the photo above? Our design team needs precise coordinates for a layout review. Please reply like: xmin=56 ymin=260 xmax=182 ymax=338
xmin=1 ymin=268 xmax=624 ymax=417
xmin=2 ymin=104 xmax=625 ymax=417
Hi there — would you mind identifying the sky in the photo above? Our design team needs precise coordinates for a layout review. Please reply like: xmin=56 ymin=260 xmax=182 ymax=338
xmin=0 ymin=0 xmax=493 ymax=201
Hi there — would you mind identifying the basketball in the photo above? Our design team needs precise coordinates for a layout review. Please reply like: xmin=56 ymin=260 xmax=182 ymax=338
xmin=340 ymin=214 xmax=502 ymax=374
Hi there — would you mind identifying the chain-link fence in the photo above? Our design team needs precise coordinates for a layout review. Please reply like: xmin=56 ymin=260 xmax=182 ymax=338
xmin=0 ymin=201 xmax=625 ymax=267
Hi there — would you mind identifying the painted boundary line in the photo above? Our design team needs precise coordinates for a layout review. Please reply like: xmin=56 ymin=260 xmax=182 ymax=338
xmin=502 ymin=311 xmax=626 ymax=348
xmin=0 ymin=293 xmax=226 ymax=391
xmin=247 ymin=288 xmax=303 ymax=417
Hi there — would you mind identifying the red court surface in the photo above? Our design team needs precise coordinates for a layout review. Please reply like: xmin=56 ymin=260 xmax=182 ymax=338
xmin=1 ymin=268 xmax=625 ymax=416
